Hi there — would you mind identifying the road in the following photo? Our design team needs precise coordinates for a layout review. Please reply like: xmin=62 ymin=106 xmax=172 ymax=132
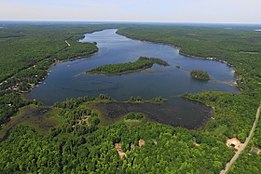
xmin=65 ymin=40 xmax=71 ymax=47
xmin=220 ymin=105 xmax=261 ymax=174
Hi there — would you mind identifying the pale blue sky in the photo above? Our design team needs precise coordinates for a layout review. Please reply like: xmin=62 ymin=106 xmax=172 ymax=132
xmin=0 ymin=0 xmax=260 ymax=23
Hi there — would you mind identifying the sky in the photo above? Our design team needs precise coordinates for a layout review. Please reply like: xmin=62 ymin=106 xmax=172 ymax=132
xmin=0 ymin=0 xmax=261 ymax=23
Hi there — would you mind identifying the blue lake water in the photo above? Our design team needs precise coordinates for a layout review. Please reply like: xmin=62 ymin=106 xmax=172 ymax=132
xmin=27 ymin=29 xmax=238 ymax=128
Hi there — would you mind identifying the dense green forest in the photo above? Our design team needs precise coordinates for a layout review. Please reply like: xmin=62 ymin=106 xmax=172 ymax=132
xmin=0 ymin=24 xmax=111 ymax=124
xmin=117 ymin=26 xmax=261 ymax=93
xmin=190 ymin=70 xmax=210 ymax=81
xmin=0 ymin=24 xmax=260 ymax=173
xmin=86 ymin=57 xmax=169 ymax=75
xmin=0 ymin=97 xmax=234 ymax=173
xmin=118 ymin=26 xmax=261 ymax=173
xmin=228 ymin=111 xmax=261 ymax=174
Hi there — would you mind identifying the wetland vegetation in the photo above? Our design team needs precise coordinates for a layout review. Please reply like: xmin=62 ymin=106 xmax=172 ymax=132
xmin=0 ymin=24 xmax=111 ymax=124
xmin=125 ymin=112 xmax=144 ymax=120
xmin=0 ymin=95 xmax=231 ymax=173
xmin=128 ymin=96 xmax=167 ymax=104
xmin=0 ymin=23 xmax=260 ymax=173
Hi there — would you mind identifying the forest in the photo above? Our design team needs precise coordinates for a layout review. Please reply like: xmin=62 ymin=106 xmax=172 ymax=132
xmin=0 ymin=24 xmax=111 ymax=125
xmin=0 ymin=24 xmax=260 ymax=173
xmin=190 ymin=70 xmax=210 ymax=81
xmin=0 ymin=96 xmax=235 ymax=173
xmin=117 ymin=25 xmax=261 ymax=173
xmin=86 ymin=57 xmax=169 ymax=75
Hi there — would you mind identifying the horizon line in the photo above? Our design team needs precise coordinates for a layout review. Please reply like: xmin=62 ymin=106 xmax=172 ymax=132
xmin=0 ymin=19 xmax=261 ymax=25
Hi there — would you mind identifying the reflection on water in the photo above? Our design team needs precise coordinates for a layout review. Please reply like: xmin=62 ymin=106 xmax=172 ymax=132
xmin=96 ymin=99 xmax=212 ymax=129
xmin=28 ymin=29 xmax=238 ymax=128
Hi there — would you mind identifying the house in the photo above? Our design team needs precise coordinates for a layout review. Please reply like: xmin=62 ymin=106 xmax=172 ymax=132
xmin=226 ymin=138 xmax=242 ymax=150
xmin=138 ymin=139 xmax=145 ymax=147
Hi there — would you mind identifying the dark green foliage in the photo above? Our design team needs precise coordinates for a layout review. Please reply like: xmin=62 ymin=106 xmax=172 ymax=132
xmin=0 ymin=93 xmax=31 ymax=124
xmin=0 ymin=24 xmax=260 ymax=173
xmin=127 ymin=96 xmax=167 ymax=104
xmin=228 ymin=108 xmax=261 ymax=174
xmin=150 ymin=97 xmax=167 ymax=104
xmin=128 ymin=96 xmax=143 ymax=103
xmin=117 ymin=26 xmax=261 ymax=172
xmin=0 ymin=121 xmax=234 ymax=174
xmin=183 ymin=91 xmax=258 ymax=142
xmin=87 ymin=57 xmax=169 ymax=75
xmin=125 ymin=112 xmax=144 ymax=120
xmin=56 ymin=42 xmax=98 ymax=60
xmin=190 ymin=70 xmax=210 ymax=80
xmin=54 ymin=96 xmax=95 ymax=109
xmin=54 ymin=94 xmax=112 ymax=110
xmin=229 ymin=152 xmax=261 ymax=174
xmin=0 ymin=25 xmax=111 ymax=125
xmin=0 ymin=25 xmax=112 ymax=82
xmin=98 ymin=94 xmax=112 ymax=101
xmin=117 ymin=26 xmax=261 ymax=94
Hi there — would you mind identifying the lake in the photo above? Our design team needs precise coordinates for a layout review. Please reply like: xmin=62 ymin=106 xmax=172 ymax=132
xmin=28 ymin=29 xmax=238 ymax=128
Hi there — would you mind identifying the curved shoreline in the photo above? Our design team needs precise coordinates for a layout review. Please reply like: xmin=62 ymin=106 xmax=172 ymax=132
xmin=26 ymin=29 xmax=237 ymax=117
xmin=0 ymin=30 xmax=102 ymax=95
xmin=116 ymin=29 xmax=240 ymax=89
xmin=27 ymin=28 xmax=238 ymax=104
xmin=85 ymin=66 xmax=153 ymax=76
xmin=25 ymin=28 xmax=231 ymax=130
xmin=84 ymin=57 xmax=169 ymax=76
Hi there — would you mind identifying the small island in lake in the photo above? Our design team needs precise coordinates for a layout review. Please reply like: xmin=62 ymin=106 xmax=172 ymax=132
xmin=85 ymin=57 xmax=169 ymax=75
xmin=190 ymin=70 xmax=210 ymax=81
xmin=128 ymin=96 xmax=167 ymax=104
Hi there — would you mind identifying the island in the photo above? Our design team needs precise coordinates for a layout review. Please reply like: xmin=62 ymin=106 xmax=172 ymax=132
xmin=190 ymin=70 xmax=210 ymax=81
xmin=128 ymin=96 xmax=167 ymax=104
xmin=1 ymin=23 xmax=260 ymax=174
xmin=85 ymin=57 xmax=169 ymax=75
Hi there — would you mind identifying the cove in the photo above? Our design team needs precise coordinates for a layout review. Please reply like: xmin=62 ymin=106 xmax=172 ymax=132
xmin=28 ymin=29 xmax=238 ymax=128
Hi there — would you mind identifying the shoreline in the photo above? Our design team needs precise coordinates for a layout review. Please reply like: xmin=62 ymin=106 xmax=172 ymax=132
xmin=85 ymin=67 xmax=149 ymax=76
xmin=116 ymin=30 xmax=240 ymax=90
xmin=0 ymin=31 xmax=101 ymax=96
xmin=5 ymin=28 xmax=237 ymax=118
xmin=95 ymin=99 xmax=212 ymax=130
xmin=85 ymin=64 xmax=156 ymax=76
xmin=28 ymin=28 xmax=239 ymax=105
xmin=84 ymin=55 xmax=169 ymax=76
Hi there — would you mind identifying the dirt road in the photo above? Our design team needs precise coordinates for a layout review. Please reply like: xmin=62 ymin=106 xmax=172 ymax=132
xmin=220 ymin=105 xmax=260 ymax=174
xmin=65 ymin=40 xmax=71 ymax=47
